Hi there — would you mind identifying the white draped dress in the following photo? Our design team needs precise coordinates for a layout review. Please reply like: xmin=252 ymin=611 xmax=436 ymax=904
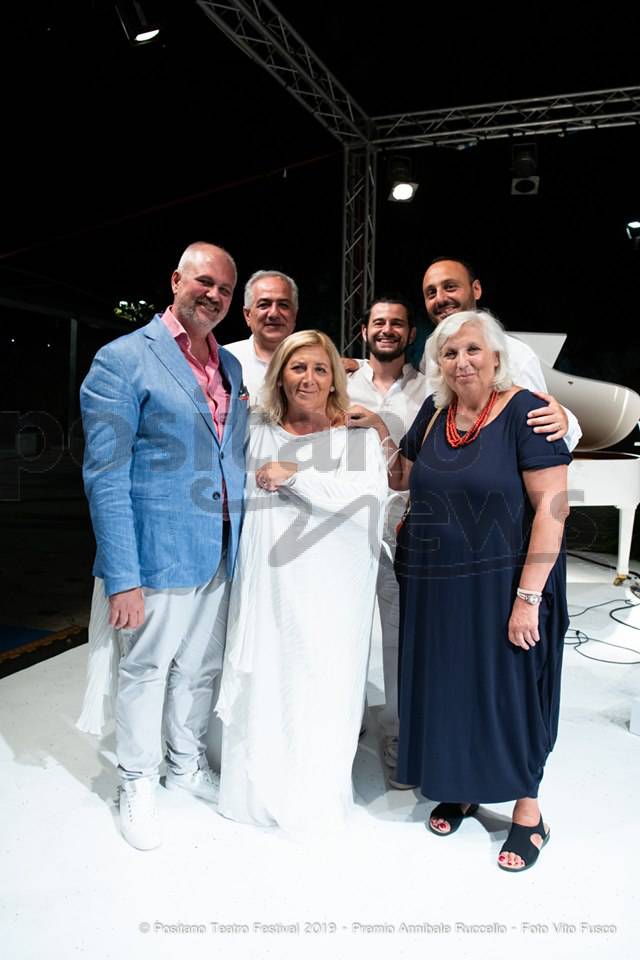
xmin=216 ymin=421 xmax=387 ymax=835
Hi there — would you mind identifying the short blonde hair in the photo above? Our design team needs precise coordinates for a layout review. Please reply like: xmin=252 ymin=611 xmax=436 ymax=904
xmin=260 ymin=330 xmax=349 ymax=424
xmin=425 ymin=309 xmax=513 ymax=407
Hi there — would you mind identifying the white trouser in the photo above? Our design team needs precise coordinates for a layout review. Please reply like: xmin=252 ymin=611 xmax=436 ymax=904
xmin=116 ymin=556 xmax=230 ymax=781
xmin=376 ymin=546 xmax=400 ymax=738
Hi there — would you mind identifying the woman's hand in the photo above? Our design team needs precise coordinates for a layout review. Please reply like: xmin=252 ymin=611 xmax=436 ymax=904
xmin=256 ymin=461 xmax=298 ymax=492
xmin=508 ymin=597 xmax=540 ymax=650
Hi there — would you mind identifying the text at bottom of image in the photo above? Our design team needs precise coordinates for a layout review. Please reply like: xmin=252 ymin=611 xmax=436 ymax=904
xmin=138 ymin=920 xmax=619 ymax=936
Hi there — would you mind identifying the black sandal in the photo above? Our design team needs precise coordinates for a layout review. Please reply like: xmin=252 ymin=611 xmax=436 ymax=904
xmin=428 ymin=802 xmax=479 ymax=836
xmin=498 ymin=816 xmax=550 ymax=872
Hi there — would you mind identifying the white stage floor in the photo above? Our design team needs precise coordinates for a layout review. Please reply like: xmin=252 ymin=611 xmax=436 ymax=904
xmin=2 ymin=554 xmax=639 ymax=960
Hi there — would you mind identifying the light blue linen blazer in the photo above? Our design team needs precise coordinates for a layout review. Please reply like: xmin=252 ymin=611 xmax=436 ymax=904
xmin=80 ymin=314 xmax=248 ymax=597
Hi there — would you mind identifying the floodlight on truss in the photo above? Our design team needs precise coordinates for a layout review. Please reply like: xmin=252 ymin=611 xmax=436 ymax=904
xmin=511 ymin=143 xmax=539 ymax=195
xmin=626 ymin=220 xmax=640 ymax=248
xmin=116 ymin=1 xmax=161 ymax=44
xmin=387 ymin=156 xmax=419 ymax=202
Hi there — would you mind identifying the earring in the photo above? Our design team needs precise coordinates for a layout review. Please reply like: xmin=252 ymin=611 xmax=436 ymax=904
xmin=329 ymin=386 xmax=335 ymax=392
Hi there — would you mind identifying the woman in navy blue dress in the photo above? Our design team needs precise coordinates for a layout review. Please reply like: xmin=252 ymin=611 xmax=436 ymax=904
xmin=353 ymin=309 xmax=571 ymax=872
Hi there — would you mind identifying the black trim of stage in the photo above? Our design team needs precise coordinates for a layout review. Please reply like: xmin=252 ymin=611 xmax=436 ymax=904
xmin=0 ymin=626 xmax=88 ymax=679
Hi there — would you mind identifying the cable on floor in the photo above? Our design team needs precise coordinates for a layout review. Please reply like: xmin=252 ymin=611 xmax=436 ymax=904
xmin=564 ymin=592 xmax=640 ymax=664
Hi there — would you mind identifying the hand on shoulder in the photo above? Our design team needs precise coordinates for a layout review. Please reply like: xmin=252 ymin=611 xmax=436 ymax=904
xmin=341 ymin=357 xmax=360 ymax=375
xmin=526 ymin=389 xmax=569 ymax=443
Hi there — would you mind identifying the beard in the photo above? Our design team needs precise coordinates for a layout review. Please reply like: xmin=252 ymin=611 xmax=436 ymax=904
xmin=174 ymin=296 xmax=221 ymax=331
xmin=367 ymin=336 xmax=406 ymax=363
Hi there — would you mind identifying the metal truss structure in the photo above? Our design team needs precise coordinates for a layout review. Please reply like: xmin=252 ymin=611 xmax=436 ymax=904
xmin=197 ymin=1 xmax=640 ymax=352
xmin=372 ymin=87 xmax=640 ymax=149
xmin=341 ymin=146 xmax=377 ymax=356
xmin=196 ymin=0 xmax=370 ymax=144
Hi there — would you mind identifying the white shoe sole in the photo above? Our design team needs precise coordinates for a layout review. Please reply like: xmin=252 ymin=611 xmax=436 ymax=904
xmin=120 ymin=825 xmax=162 ymax=851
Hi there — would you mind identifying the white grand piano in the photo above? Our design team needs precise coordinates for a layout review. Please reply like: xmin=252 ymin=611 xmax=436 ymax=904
xmin=514 ymin=333 xmax=640 ymax=585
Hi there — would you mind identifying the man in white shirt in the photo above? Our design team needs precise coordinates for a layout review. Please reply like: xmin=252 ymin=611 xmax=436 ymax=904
xmin=224 ymin=270 xmax=298 ymax=402
xmin=347 ymin=295 xmax=425 ymax=783
xmin=421 ymin=258 xmax=582 ymax=449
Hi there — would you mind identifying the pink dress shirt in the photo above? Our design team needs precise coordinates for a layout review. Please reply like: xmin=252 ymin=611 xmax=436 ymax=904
xmin=161 ymin=308 xmax=230 ymax=442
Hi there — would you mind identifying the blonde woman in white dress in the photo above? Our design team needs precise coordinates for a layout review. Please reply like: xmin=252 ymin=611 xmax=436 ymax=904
xmin=216 ymin=330 xmax=388 ymax=836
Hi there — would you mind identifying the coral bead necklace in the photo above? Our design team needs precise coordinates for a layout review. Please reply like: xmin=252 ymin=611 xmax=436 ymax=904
xmin=445 ymin=390 xmax=498 ymax=447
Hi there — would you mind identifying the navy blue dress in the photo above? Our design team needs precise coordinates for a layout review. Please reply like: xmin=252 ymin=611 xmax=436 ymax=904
xmin=394 ymin=391 xmax=571 ymax=803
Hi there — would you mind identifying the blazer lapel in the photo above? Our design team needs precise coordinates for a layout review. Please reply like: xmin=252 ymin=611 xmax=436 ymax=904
xmin=218 ymin=348 xmax=242 ymax=451
xmin=144 ymin=316 xmax=218 ymax=442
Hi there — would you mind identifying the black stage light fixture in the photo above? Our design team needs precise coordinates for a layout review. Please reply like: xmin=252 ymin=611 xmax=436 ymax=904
xmin=626 ymin=220 xmax=640 ymax=249
xmin=387 ymin=156 xmax=419 ymax=202
xmin=511 ymin=144 xmax=539 ymax=195
xmin=116 ymin=1 xmax=162 ymax=45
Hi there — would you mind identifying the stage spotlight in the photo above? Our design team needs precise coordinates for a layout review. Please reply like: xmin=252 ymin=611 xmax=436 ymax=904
xmin=387 ymin=156 xmax=419 ymax=203
xmin=511 ymin=144 xmax=539 ymax=195
xmin=626 ymin=220 xmax=640 ymax=248
xmin=116 ymin=1 xmax=161 ymax=45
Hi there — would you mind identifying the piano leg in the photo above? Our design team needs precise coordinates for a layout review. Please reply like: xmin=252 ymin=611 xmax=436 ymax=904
xmin=614 ymin=506 xmax=636 ymax=585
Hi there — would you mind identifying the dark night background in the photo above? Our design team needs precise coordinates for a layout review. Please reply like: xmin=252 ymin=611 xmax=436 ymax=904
xmin=1 ymin=1 xmax=639 ymax=631
xmin=2 ymin=2 xmax=639 ymax=388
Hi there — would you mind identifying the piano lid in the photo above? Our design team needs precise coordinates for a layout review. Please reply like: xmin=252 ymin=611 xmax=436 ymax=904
xmin=511 ymin=332 xmax=640 ymax=452
xmin=510 ymin=332 xmax=566 ymax=367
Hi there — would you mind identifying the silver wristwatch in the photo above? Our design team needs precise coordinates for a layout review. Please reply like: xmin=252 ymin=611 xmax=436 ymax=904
xmin=516 ymin=588 xmax=542 ymax=606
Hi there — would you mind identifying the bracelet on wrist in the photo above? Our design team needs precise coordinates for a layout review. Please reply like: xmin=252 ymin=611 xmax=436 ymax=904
xmin=516 ymin=588 xmax=543 ymax=606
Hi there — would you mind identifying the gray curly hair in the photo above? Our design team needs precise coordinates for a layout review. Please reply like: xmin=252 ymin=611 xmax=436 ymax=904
xmin=425 ymin=309 xmax=513 ymax=408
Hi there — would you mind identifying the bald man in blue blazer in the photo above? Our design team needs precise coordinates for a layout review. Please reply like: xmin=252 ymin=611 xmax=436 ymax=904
xmin=81 ymin=242 xmax=248 ymax=850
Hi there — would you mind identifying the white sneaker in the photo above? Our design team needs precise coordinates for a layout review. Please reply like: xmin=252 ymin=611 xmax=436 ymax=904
xmin=165 ymin=765 xmax=220 ymax=803
xmin=119 ymin=779 xmax=161 ymax=850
